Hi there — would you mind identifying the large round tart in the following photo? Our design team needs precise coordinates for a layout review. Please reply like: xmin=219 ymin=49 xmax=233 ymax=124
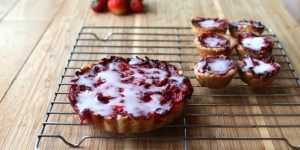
xmin=68 ymin=56 xmax=194 ymax=133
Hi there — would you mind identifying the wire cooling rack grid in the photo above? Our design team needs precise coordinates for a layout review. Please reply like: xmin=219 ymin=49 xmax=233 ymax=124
xmin=35 ymin=26 xmax=300 ymax=149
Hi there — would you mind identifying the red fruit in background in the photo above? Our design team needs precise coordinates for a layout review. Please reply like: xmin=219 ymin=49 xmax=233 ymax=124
xmin=130 ymin=0 xmax=143 ymax=13
xmin=91 ymin=0 xmax=108 ymax=13
xmin=107 ymin=0 xmax=129 ymax=15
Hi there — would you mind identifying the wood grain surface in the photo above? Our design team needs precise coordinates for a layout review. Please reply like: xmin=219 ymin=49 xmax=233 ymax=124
xmin=0 ymin=0 xmax=300 ymax=149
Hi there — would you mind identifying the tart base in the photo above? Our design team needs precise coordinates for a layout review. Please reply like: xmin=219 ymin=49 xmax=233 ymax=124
xmin=229 ymin=27 xmax=264 ymax=38
xmin=191 ymin=25 xmax=227 ymax=36
xmin=83 ymin=102 xmax=185 ymax=133
xmin=238 ymin=71 xmax=277 ymax=87
xmin=195 ymin=69 xmax=237 ymax=89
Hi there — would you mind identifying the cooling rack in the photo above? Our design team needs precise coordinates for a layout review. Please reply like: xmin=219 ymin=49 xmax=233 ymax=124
xmin=35 ymin=26 xmax=300 ymax=149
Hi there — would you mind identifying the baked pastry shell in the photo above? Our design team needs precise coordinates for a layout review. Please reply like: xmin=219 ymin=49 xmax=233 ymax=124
xmin=194 ymin=68 xmax=237 ymax=89
xmin=83 ymin=102 xmax=185 ymax=133
xmin=192 ymin=25 xmax=227 ymax=36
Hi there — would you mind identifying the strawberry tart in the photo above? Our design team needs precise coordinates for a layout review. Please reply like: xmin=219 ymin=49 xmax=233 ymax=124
xmin=68 ymin=56 xmax=193 ymax=133
xmin=229 ymin=20 xmax=265 ymax=37
xmin=237 ymin=56 xmax=281 ymax=87
xmin=194 ymin=33 xmax=237 ymax=57
xmin=191 ymin=17 xmax=228 ymax=35
xmin=194 ymin=55 xmax=237 ymax=88
xmin=236 ymin=33 xmax=274 ymax=58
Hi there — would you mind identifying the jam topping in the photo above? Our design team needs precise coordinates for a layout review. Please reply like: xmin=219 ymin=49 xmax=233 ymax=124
xmin=230 ymin=20 xmax=265 ymax=29
xmin=242 ymin=37 xmax=267 ymax=51
xmin=241 ymin=56 xmax=280 ymax=78
xmin=69 ymin=56 xmax=193 ymax=119
xmin=192 ymin=17 xmax=228 ymax=28
xmin=194 ymin=55 xmax=236 ymax=75
xmin=199 ymin=33 xmax=230 ymax=48
xmin=238 ymin=33 xmax=273 ymax=54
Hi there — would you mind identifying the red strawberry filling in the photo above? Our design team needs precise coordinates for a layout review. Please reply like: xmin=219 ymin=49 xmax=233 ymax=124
xmin=192 ymin=17 xmax=228 ymax=28
xmin=97 ymin=93 xmax=115 ymax=104
xmin=68 ymin=56 xmax=194 ymax=122
xmin=194 ymin=55 xmax=236 ymax=75
xmin=237 ymin=33 xmax=273 ymax=56
xmin=198 ymin=33 xmax=230 ymax=48
xmin=230 ymin=20 xmax=265 ymax=30
xmin=240 ymin=56 xmax=280 ymax=78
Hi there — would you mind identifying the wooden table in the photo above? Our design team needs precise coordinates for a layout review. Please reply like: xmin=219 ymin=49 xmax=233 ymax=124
xmin=1 ymin=0 xmax=300 ymax=149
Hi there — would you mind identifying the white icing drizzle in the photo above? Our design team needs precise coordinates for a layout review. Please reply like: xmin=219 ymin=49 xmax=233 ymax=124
xmin=208 ymin=59 xmax=232 ymax=73
xmin=238 ymin=21 xmax=252 ymax=27
xmin=129 ymin=57 xmax=143 ymax=65
xmin=74 ymin=58 xmax=185 ymax=117
xmin=237 ymin=21 xmax=262 ymax=28
xmin=241 ymin=37 xmax=266 ymax=51
xmin=76 ymin=91 xmax=113 ymax=116
xmin=204 ymin=37 xmax=227 ymax=48
xmin=75 ymin=76 xmax=94 ymax=87
xmin=199 ymin=20 xmax=220 ymax=28
xmin=195 ymin=58 xmax=233 ymax=75
xmin=194 ymin=61 xmax=205 ymax=74
xmin=241 ymin=57 xmax=275 ymax=74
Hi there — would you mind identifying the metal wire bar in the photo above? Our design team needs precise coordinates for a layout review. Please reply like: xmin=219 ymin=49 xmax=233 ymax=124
xmin=60 ymin=75 xmax=299 ymax=80
xmin=175 ymin=28 xmax=189 ymax=150
xmin=71 ymin=51 xmax=286 ymax=56
xmin=46 ymin=111 xmax=300 ymax=117
xmin=43 ymin=122 xmax=300 ymax=128
xmin=63 ymin=66 xmax=296 ymax=72
xmin=67 ymin=56 xmax=289 ymax=62
xmin=74 ymin=30 xmax=280 ymax=49
xmin=82 ymin=26 xmax=192 ymax=29
xmin=50 ymin=101 xmax=300 ymax=106
xmin=52 ymin=92 xmax=300 ymax=97
xmin=37 ymin=134 xmax=300 ymax=149
xmin=58 ymin=82 xmax=300 ymax=88
xmin=73 ymin=44 xmax=283 ymax=50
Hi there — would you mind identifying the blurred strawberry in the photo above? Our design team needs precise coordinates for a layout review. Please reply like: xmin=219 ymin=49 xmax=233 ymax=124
xmin=91 ymin=0 xmax=108 ymax=13
xmin=130 ymin=0 xmax=143 ymax=13
xmin=107 ymin=0 xmax=130 ymax=15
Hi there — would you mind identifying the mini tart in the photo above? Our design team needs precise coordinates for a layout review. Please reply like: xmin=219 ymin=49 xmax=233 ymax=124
xmin=229 ymin=20 xmax=265 ymax=37
xmin=194 ymin=33 xmax=237 ymax=57
xmin=237 ymin=56 xmax=281 ymax=87
xmin=191 ymin=17 xmax=228 ymax=35
xmin=68 ymin=56 xmax=194 ymax=133
xmin=236 ymin=33 xmax=274 ymax=58
xmin=194 ymin=55 xmax=237 ymax=88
